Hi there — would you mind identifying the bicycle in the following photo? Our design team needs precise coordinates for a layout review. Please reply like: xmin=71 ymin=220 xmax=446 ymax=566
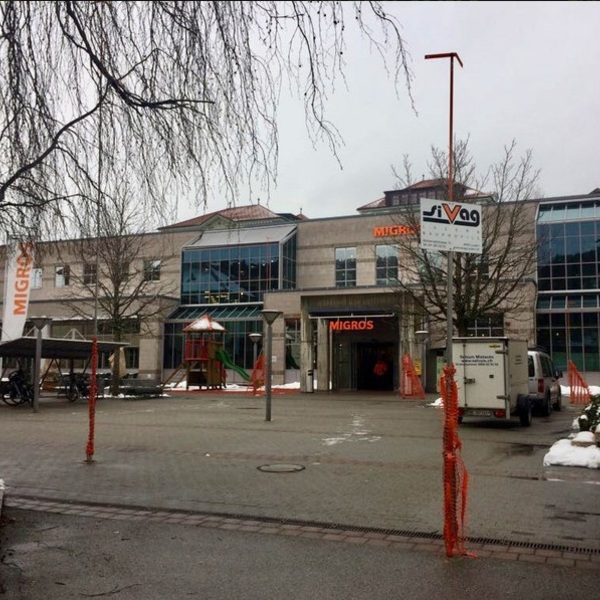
xmin=66 ymin=373 xmax=90 ymax=402
xmin=1 ymin=370 xmax=34 ymax=406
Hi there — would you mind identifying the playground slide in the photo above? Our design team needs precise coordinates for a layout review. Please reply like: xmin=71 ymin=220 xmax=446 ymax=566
xmin=215 ymin=348 xmax=250 ymax=381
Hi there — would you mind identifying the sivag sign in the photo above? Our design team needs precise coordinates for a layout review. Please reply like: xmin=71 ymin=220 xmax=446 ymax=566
xmin=329 ymin=320 xmax=374 ymax=331
xmin=420 ymin=197 xmax=482 ymax=254
xmin=422 ymin=202 xmax=481 ymax=227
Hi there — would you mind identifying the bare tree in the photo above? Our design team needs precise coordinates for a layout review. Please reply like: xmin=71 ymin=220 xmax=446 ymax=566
xmin=60 ymin=181 xmax=179 ymax=394
xmin=388 ymin=138 xmax=542 ymax=339
xmin=0 ymin=1 xmax=413 ymax=241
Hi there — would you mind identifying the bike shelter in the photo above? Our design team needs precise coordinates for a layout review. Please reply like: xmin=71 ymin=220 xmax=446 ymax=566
xmin=0 ymin=336 xmax=128 ymax=402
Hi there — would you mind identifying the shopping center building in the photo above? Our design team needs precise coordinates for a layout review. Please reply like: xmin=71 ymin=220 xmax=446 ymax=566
xmin=2 ymin=182 xmax=599 ymax=390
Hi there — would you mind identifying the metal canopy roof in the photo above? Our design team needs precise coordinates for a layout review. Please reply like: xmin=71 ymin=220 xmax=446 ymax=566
xmin=167 ymin=305 xmax=263 ymax=322
xmin=0 ymin=337 xmax=128 ymax=359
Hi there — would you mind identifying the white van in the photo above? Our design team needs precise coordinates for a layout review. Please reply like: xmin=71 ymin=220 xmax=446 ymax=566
xmin=527 ymin=350 xmax=562 ymax=416
xmin=454 ymin=337 xmax=532 ymax=426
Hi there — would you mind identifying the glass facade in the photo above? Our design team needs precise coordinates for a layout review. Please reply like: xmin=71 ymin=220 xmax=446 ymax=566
xmin=536 ymin=200 xmax=600 ymax=372
xmin=181 ymin=239 xmax=295 ymax=305
xmin=163 ymin=319 xmax=262 ymax=371
xmin=165 ymin=230 xmax=297 ymax=371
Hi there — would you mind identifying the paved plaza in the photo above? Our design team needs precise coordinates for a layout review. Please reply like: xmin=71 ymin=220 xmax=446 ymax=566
xmin=0 ymin=388 xmax=598 ymax=556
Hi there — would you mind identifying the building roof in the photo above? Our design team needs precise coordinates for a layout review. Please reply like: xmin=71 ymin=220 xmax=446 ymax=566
xmin=159 ymin=204 xmax=305 ymax=232
xmin=185 ymin=223 xmax=297 ymax=248
xmin=357 ymin=179 xmax=491 ymax=213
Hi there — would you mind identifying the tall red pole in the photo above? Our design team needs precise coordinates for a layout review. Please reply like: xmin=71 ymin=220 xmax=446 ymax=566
xmin=425 ymin=51 xmax=465 ymax=558
xmin=425 ymin=52 xmax=463 ymax=204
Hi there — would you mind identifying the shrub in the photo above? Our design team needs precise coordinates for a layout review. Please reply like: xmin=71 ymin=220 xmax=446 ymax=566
xmin=578 ymin=394 xmax=600 ymax=432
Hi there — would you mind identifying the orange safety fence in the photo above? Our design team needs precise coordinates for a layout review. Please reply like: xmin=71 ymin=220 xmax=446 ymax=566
xmin=249 ymin=353 xmax=265 ymax=395
xmin=567 ymin=360 xmax=592 ymax=405
xmin=439 ymin=363 xmax=473 ymax=558
xmin=85 ymin=337 xmax=98 ymax=464
xmin=400 ymin=353 xmax=426 ymax=399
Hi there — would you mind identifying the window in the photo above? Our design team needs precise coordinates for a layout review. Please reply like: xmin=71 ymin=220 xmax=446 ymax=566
xmin=376 ymin=245 xmax=398 ymax=285
xmin=467 ymin=253 xmax=490 ymax=282
xmin=335 ymin=247 xmax=356 ymax=288
xmin=144 ymin=259 xmax=161 ymax=281
xmin=83 ymin=263 xmax=97 ymax=285
xmin=118 ymin=261 xmax=130 ymax=280
xmin=55 ymin=265 xmax=70 ymax=287
xmin=31 ymin=267 xmax=43 ymax=289
xmin=466 ymin=314 xmax=504 ymax=337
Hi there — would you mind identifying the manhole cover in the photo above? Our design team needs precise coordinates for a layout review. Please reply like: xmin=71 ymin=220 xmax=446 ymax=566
xmin=257 ymin=463 xmax=305 ymax=473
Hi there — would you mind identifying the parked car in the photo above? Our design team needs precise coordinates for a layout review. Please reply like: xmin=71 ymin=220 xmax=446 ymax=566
xmin=528 ymin=349 xmax=562 ymax=416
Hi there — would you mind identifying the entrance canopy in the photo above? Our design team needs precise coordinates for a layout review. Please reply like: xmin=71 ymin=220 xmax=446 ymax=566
xmin=0 ymin=337 xmax=128 ymax=360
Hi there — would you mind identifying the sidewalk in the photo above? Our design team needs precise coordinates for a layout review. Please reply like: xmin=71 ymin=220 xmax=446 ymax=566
xmin=1 ymin=389 xmax=599 ymax=562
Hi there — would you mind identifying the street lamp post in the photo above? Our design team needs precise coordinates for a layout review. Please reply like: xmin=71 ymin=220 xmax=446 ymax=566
xmin=31 ymin=316 xmax=52 ymax=413
xmin=249 ymin=332 xmax=262 ymax=371
xmin=262 ymin=310 xmax=281 ymax=422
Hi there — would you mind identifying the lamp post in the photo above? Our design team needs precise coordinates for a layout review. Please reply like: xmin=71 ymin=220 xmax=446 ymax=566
xmin=249 ymin=332 xmax=262 ymax=370
xmin=262 ymin=310 xmax=281 ymax=422
xmin=31 ymin=316 xmax=52 ymax=413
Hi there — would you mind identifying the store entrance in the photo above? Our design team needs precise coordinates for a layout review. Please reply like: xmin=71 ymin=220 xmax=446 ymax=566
xmin=356 ymin=342 xmax=394 ymax=391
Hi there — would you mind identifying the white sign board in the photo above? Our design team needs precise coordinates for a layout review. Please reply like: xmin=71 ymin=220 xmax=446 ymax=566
xmin=420 ymin=198 xmax=482 ymax=254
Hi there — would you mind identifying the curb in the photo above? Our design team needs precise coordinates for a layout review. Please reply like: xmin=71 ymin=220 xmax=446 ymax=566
xmin=4 ymin=495 xmax=599 ymax=569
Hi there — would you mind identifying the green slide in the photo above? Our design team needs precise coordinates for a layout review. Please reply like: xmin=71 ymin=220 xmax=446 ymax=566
xmin=216 ymin=348 xmax=251 ymax=381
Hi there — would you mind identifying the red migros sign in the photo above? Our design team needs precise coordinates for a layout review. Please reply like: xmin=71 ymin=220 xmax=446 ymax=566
xmin=329 ymin=319 xmax=374 ymax=331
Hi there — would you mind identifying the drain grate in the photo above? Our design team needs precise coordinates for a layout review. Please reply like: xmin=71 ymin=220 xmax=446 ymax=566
xmin=258 ymin=463 xmax=305 ymax=473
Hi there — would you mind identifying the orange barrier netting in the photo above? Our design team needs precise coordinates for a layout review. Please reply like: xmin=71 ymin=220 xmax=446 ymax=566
xmin=567 ymin=360 xmax=592 ymax=405
xmin=85 ymin=337 xmax=98 ymax=463
xmin=439 ymin=363 xmax=473 ymax=558
xmin=401 ymin=353 xmax=426 ymax=399
xmin=249 ymin=353 xmax=265 ymax=395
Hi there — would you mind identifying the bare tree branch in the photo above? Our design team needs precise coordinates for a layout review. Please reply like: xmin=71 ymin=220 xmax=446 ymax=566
xmin=389 ymin=138 xmax=540 ymax=339
xmin=0 ymin=1 xmax=413 ymax=240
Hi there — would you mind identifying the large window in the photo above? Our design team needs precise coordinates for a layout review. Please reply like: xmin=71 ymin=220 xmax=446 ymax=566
xmin=335 ymin=246 xmax=356 ymax=288
xmin=466 ymin=314 xmax=504 ymax=337
xmin=55 ymin=265 xmax=70 ymax=287
xmin=376 ymin=245 xmax=398 ymax=286
xmin=536 ymin=200 xmax=600 ymax=372
xmin=31 ymin=267 xmax=43 ymax=289
xmin=83 ymin=263 xmax=97 ymax=285
xmin=180 ymin=242 xmax=288 ymax=305
xmin=163 ymin=319 xmax=262 ymax=371
xmin=144 ymin=259 xmax=161 ymax=282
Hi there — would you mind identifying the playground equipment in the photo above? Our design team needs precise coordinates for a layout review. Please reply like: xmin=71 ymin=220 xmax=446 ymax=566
xmin=215 ymin=348 xmax=250 ymax=382
xmin=163 ymin=314 xmax=256 ymax=390
xmin=161 ymin=315 xmax=226 ymax=390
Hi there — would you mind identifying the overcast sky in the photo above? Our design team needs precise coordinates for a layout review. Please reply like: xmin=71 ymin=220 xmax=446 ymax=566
xmin=177 ymin=1 xmax=600 ymax=222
